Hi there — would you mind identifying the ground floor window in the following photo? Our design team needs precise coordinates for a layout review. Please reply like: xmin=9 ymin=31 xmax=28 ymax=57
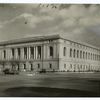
xmin=24 ymin=64 xmax=26 ymax=70
xmin=38 ymin=64 xmax=40 ymax=69
xmin=17 ymin=64 xmax=20 ymax=71
xmin=49 ymin=63 xmax=52 ymax=69
xmin=31 ymin=64 xmax=33 ymax=71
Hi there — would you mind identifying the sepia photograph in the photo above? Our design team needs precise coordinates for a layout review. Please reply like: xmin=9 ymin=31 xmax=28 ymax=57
xmin=0 ymin=3 xmax=99 ymax=97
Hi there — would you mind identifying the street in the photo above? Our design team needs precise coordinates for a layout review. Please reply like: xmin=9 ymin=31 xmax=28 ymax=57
xmin=0 ymin=72 xmax=99 ymax=97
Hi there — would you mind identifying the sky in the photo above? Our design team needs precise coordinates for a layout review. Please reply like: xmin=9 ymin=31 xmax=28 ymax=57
xmin=0 ymin=4 xmax=100 ymax=47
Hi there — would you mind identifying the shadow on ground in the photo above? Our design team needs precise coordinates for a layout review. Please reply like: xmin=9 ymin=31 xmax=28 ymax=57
xmin=4 ymin=86 xmax=100 ymax=97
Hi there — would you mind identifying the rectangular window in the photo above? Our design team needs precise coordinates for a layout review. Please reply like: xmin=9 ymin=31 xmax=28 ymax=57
xmin=49 ymin=46 xmax=53 ymax=57
xmin=12 ymin=48 xmax=14 ymax=57
xmin=18 ymin=48 xmax=20 ymax=57
xmin=3 ymin=50 xmax=6 ymax=59
xmin=63 ymin=47 xmax=66 ymax=56
xmin=30 ymin=47 xmax=34 ymax=59
xmin=37 ymin=46 xmax=41 ymax=59
xmin=24 ymin=47 xmax=27 ymax=59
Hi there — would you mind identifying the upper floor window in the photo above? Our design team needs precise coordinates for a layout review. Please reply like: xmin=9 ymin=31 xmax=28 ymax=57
xmin=3 ymin=50 xmax=6 ymax=59
xmin=30 ymin=47 xmax=34 ymax=55
xmin=77 ymin=50 xmax=79 ymax=58
xmin=80 ymin=51 xmax=82 ymax=59
xmin=24 ymin=47 xmax=27 ymax=59
xmin=83 ymin=52 xmax=85 ymax=59
xmin=86 ymin=52 xmax=87 ymax=59
xmin=49 ymin=46 xmax=53 ymax=57
xmin=63 ymin=47 xmax=66 ymax=56
xmin=37 ymin=46 xmax=41 ymax=59
xmin=12 ymin=48 xmax=14 ymax=57
xmin=70 ymin=48 xmax=72 ymax=57
xmin=17 ymin=48 xmax=20 ymax=57
xmin=73 ymin=49 xmax=76 ymax=58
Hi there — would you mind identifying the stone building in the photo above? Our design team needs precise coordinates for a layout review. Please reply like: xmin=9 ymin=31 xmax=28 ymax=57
xmin=0 ymin=34 xmax=100 ymax=72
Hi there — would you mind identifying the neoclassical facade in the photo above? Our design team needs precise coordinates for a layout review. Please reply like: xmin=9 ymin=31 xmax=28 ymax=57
xmin=0 ymin=34 xmax=100 ymax=72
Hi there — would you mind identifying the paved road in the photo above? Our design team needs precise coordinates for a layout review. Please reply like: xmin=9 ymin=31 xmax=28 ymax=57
xmin=0 ymin=72 xmax=99 ymax=97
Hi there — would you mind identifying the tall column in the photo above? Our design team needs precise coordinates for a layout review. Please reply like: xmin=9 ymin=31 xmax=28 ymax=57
xmin=33 ymin=47 xmax=35 ymax=59
xmin=27 ymin=47 xmax=29 ymax=59
xmin=9 ymin=49 xmax=12 ymax=60
xmin=14 ymin=48 xmax=16 ymax=59
xmin=41 ymin=45 xmax=43 ymax=60
xmin=47 ymin=45 xmax=49 ymax=59
xmin=36 ymin=46 xmax=37 ymax=59
xmin=15 ymin=48 xmax=18 ymax=59
xmin=53 ymin=44 xmax=56 ymax=58
xmin=6 ymin=49 xmax=8 ymax=60
xmin=1 ymin=50 xmax=3 ymax=60
xmin=34 ymin=46 xmax=36 ymax=59
xmin=43 ymin=45 xmax=45 ymax=59
xmin=2 ymin=49 xmax=4 ymax=60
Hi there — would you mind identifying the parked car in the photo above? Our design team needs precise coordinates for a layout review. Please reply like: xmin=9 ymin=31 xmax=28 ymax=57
xmin=3 ymin=68 xmax=19 ymax=75
xmin=39 ymin=69 xmax=46 ymax=73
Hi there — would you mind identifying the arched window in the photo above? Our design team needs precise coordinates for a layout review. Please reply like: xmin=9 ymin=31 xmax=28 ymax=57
xmin=63 ymin=47 xmax=66 ymax=56
xmin=73 ymin=49 xmax=76 ymax=58
xmin=88 ymin=53 xmax=90 ymax=59
xmin=86 ymin=52 xmax=87 ymax=59
xmin=49 ymin=46 xmax=53 ymax=57
xmin=77 ymin=50 xmax=79 ymax=58
xmin=80 ymin=51 xmax=82 ymax=59
xmin=70 ymin=48 xmax=72 ymax=57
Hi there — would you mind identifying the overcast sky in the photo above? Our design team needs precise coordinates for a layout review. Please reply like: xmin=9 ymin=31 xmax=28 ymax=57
xmin=0 ymin=4 xmax=100 ymax=47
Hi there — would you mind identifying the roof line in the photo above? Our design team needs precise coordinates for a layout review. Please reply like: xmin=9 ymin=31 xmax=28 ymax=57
xmin=0 ymin=34 xmax=99 ymax=51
